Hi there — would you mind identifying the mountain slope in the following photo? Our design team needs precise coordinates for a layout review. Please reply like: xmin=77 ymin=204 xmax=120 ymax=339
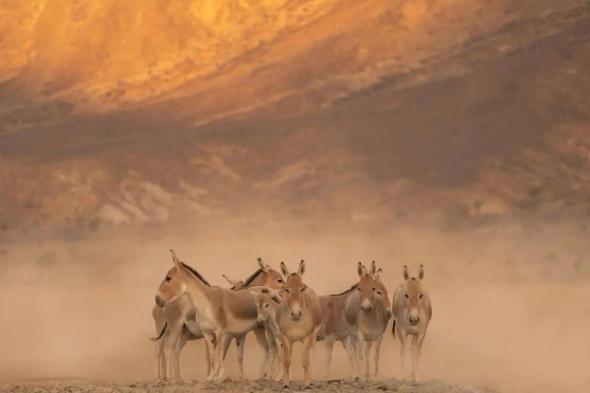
xmin=0 ymin=0 xmax=589 ymax=232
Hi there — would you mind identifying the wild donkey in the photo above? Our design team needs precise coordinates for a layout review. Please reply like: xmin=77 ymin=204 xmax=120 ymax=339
xmin=276 ymin=260 xmax=322 ymax=387
xmin=392 ymin=265 xmax=432 ymax=381
xmin=317 ymin=284 xmax=359 ymax=378
xmin=250 ymin=287 xmax=284 ymax=380
xmin=154 ymin=251 xmax=283 ymax=381
xmin=345 ymin=262 xmax=391 ymax=379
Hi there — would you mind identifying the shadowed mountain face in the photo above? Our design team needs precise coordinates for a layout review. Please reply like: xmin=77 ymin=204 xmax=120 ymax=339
xmin=0 ymin=0 xmax=589 ymax=232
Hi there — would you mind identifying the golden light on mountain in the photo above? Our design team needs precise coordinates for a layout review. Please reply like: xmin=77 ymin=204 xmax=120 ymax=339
xmin=0 ymin=0 xmax=589 ymax=231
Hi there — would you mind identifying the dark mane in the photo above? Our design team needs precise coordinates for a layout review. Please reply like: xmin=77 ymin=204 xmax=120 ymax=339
xmin=243 ymin=268 xmax=264 ymax=287
xmin=329 ymin=283 xmax=358 ymax=296
xmin=181 ymin=262 xmax=211 ymax=286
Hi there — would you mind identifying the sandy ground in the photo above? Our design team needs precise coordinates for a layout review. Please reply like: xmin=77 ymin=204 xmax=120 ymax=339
xmin=1 ymin=224 xmax=589 ymax=393
xmin=0 ymin=378 xmax=493 ymax=393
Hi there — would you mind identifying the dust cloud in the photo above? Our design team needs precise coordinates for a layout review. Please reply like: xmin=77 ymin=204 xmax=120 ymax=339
xmin=0 ymin=219 xmax=589 ymax=393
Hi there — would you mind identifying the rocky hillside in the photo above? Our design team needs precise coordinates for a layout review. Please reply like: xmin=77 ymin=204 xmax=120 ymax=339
xmin=0 ymin=0 xmax=589 ymax=232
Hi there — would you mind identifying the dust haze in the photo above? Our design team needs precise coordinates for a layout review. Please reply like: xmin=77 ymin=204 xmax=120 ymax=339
xmin=1 ymin=1 xmax=590 ymax=392
xmin=1 ymin=218 xmax=588 ymax=393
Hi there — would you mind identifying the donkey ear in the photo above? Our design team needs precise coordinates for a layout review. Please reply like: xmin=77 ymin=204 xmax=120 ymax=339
xmin=257 ymin=257 xmax=270 ymax=272
xmin=298 ymin=259 xmax=305 ymax=276
xmin=371 ymin=260 xmax=377 ymax=275
xmin=269 ymin=288 xmax=282 ymax=304
xmin=357 ymin=261 xmax=368 ymax=277
xmin=280 ymin=261 xmax=290 ymax=277
xmin=222 ymin=274 xmax=240 ymax=288
xmin=403 ymin=265 xmax=409 ymax=280
xmin=170 ymin=249 xmax=182 ymax=269
xmin=418 ymin=265 xmax=425 ymax=280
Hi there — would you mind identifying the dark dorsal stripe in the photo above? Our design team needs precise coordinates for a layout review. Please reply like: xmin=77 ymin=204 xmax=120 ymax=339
xmin=243 ymin=268 xmax=264 ymax=287
xmin=329 ymin=283 xmax=358 ymax=296
xmin=181 ymin=262 xmax=211 ymax=286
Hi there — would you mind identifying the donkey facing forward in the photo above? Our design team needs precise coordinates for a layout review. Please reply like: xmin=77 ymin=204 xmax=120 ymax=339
xmin=392 ymin=265 xmax=432 ymax=381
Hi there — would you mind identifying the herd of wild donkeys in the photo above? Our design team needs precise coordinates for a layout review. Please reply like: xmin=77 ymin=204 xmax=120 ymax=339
xmin=152 ymin=250 xmax=432 ymax=387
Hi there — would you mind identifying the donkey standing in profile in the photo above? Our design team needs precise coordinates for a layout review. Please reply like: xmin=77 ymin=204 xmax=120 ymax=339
xmin=154 ymin=251 xmax=283 ymax=381
xmin=391 ymin=265 xmax=432 ymax=381
xmin=276 ymin=260 xmax=322 ymax=388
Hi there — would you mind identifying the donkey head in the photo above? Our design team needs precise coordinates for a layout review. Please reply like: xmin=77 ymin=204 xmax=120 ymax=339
xmin=357 ymin=262 xmax=387 ymax=312
xmin=256 ymin=257 xmax=285 ymax=290
xmin=402 ymin=265 xmax=425 ymax=325
xmin=249 ymin=286 xmax=282 ymax=324
xmin=280 ymin=260 xmax=307 ymax=321
xmin=155 ymin=249 xmax=190 ymax=307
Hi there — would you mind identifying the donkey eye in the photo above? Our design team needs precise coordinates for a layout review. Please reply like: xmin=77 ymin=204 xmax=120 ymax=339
xmin=372 ymin=287 xmax=376 ymax=291
xmin=377 ymin=291 xmax=383 ymax=296
xmin=165 ymin=276 xmax=172 ymax=282
xmin=277 ymin=279 xmax=283 ymax=283
xmin=404 ymin=294 xmax=409 ymax=298
xmin=301 ymin=286 xmax=307 ymax=292
xmin=419 ymin=294 xmax=423 ymax=299
xmin=265 ymin=303 xmax=270 ymax=308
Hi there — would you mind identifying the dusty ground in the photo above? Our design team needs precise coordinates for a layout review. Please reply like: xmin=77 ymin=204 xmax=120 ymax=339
xmin=0 ymin=379 xmax=492 ymax=393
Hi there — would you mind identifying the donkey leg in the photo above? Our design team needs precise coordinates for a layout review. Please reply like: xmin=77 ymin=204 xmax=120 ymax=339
xmin=281 ymin=335 xmax=292 ymax=388
xmin=324 ymin=339 xmax=334 ymax=379
xmin=351 ymin=334 xmax=360 ymax=379
xmin=204 ymin=338 xmax=211 ymax=380
xmin=364 ymin=339 xmax=373 ymax=379
xmin=415 ymin=333 xmax=426 ymax=382
xmin=214 ymin=331 xmax=227 ymax=381
xmin=274 ymin=333 xmax=284 ymax=381
xmin=203 ymin=332 xmax=216 ymax=381
xmin=264 ymin=328 xmax=277 ymax=380
xmin=374 ymin=335 xmax=383 ymax=377
xmin=398 ymin=331 xmax=407 ymax=380
xmin=302 ymin=332 xmax=316 ymax=387
xmin=173 ymin=329 xmax=189 ymax=381
xmin=154 ymin=334 xmax=166 ymax=382
xmin=342 ymin=336 xmax=356 ymax=378
xmin=164 ymin=324 xmax=182 ymax=382
xmin=410 ymin=335 xmax=418 ymax=382
xmin=235 ymin=334 xmax=246 ymax=380
xmin=253 ymin=327 xmax=271 ymax=378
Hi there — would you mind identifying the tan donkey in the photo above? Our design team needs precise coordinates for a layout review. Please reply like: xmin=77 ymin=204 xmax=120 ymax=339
xmin=152 ymin=257 xmax=283 ymax=381
xmin=276 ymin=260 xmax=322 ymax=388
xmin=391 ymin=265 xmax=432 ymax=381
xmin=249 ymin=286 xmax=284 ymax=380
xmin=317 ymin=260 xmax=387 ymax=378
xmin=345 ymin=262 xmax=391 ymax=379
xmin=155 ymin=250 xmax=283 ymax=381
xmin=317 ymin=283 xmax=359 ymax=378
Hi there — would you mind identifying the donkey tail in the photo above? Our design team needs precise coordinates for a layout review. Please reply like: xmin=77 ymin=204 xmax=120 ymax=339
xmin=391 ymin=319 xmax=396 ymax=339
xmin=150 ymin=322 xmax=167 ymax=341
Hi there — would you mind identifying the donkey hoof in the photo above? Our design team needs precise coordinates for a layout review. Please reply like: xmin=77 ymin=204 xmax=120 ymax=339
xmin=282 ymin=384 xmax=290 ymax=390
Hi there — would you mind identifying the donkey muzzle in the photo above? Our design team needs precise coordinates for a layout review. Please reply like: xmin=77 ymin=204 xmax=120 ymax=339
xmin=291 ymin=310 xmax=302 ymax=321
xmin=155 ymin=295 xmax=166 ymax=307
xmin=409 ymin=315 xmax=420 ymax=325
